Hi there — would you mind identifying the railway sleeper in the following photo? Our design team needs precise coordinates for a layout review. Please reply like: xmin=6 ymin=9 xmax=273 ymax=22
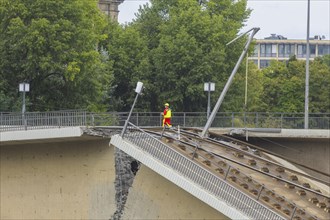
xmin=177 ymin=143 xmax=186 ymax=151
xmin=202 ymin=160 xmax=211 ymax=166
xmin=285 ymin=183 xmax=295 ymax=189
xmin=302 ymin=182 xmax=311 ymax=188
xmin=205 ymin=153 xmax=214 ymax=159
xmin=282 ymin=208 xmax=291 ymax=216
xmin=290 ymin=175 xmax=299 ymax=181
xmin=250 ymin=189 xmax=258 ymax=195
xmin=240 ymin=145 xmax=249 ymax=151
xmin=247 ymin=159 xmax=256 ymax=166
xmin=317 ymin=202 xmax=326 ymax=209
xmin=275 ymin=167 xmax=285 ymax=173
xmin=243 ymin=176 xmax=253 ymax=182
xmin=189 ymin=152 xmax=198 ymax=159
xmin=215 ymin=168 xmax=224 ymax=174
xmin=217 ymin=160 xmax=227 ymax=167
xmin=296 ymin=189 xmax=307 ymax=196
xmin=272 ymin=203 xmax=281 ymax=210
xmin=261 ymin=167 xmax=269 ymax=173
xmin=233 ymin=152 xmax=244 ymax=158
xmin=230 ymin=168 xmax=240 ymax=175
xmin=309 ymin=197 xmax=319 ymax=204
xmin=239 ymin=183 xmax=249 ymax=189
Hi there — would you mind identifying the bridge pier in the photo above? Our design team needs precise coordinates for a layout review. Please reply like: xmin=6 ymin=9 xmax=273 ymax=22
xmin=0 ymin=138 xmax=116 ymax=219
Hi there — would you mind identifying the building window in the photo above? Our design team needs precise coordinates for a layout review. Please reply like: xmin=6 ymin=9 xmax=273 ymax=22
xmin=298 ymin=44 xmax=316 ymax=58
xmin=260 ymin=44 xmax=266 ymax=57
xmin=279 ymin=44 xmax=295 ymax=57
xmin=318 ymin=44 xmax=330 ymax=56
xmin=310 ymin=44 xmax=316 ymax=57
xmin=265 ymin=44 xmax=272 ymax=57
xmin=252 ymin=45 xmax=258 ymax=57
xmin=260 ymin=44 xmax=276 ymax=57
xmin=271 ymin=44 xmax=277 ymax=57
xmin=297 ymin=44 xmax=306 ymax=58
xmin=260 ymin=60 xmax=271 ymax=68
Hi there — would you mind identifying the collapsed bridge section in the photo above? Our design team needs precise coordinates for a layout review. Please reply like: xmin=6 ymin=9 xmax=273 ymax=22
xmin=110 ymin=124 xmax=330 ymax=220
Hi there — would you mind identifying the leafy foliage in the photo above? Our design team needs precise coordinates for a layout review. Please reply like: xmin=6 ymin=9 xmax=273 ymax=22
xmin=0 ymin=0 xmax=112 ymax=112
xmin=259 ymin=56 xmax=330 ymax=113
xmin=1 ymin=0 xmax=328 ymax=114
xmin=111 ymin=0 xmax=250 ymax=112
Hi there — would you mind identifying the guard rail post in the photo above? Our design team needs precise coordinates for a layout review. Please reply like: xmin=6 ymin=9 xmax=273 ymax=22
xmin=290 ymin=207 xmax=297 ymax=220
xmin=257 ymin=185 xmax=264 ymax=200
xmin=184 ymin=112 xmax=186 ymax=127
xmin=231 ymin=112 xmax=234 ymax=128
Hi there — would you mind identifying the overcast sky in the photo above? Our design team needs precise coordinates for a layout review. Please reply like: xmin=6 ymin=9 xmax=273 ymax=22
xmin=118 ymin=0 xmax=330 ymax=40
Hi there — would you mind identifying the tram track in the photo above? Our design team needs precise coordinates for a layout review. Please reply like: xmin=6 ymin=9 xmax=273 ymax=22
xmin=142 ymin=127 xmax=330 ymax=220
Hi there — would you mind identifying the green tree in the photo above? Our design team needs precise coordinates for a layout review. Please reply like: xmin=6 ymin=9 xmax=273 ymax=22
xmin=259 ymin=57 xmax=330 ymax=113
xmin=222 ymin=59 xmax=266 ymax=112
xmin=309 ymin=55 xmax=330 ymax=113
xmin=106 ymin=21 xmax=149 ymax=111
xmin=261 ymin=60 xmax=305 ymax=112
xmin=129 ymin=0 xmax=250 ymax=112
xmin=0 ymin=0 xmax=111 ymax=112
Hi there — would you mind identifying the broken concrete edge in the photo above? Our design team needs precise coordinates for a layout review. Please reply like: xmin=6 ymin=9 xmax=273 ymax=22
xmin=0 ymin=127 xmax=84 ymax=142
xmin=210 ymin=128 xmax=330 ymax=139
xmin=0 ymin=127 xmax=121 ymax=143
xmin=109 ymin=135 xmax=258 ymax=220
xmin=111 ymin=148 xmax=140 ymax=220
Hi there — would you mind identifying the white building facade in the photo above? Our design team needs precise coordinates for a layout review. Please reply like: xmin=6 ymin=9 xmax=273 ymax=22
xmin=249 ymin=34 xmax=330 ymax=68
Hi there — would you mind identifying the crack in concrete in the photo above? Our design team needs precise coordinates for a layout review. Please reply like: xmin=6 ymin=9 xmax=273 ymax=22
xmin=111 ymin=148 xmax=140 ymax=220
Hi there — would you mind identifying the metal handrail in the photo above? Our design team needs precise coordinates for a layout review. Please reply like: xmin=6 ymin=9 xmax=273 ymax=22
xmin=0 ymin=110 xmax=87 ymax=132
xmin=1 ymin=110 xmax=329 ymax=132
xmin=123 ymin=122 xmax=285 ymax=220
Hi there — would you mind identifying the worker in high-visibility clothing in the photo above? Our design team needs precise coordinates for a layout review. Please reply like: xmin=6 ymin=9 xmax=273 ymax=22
xmin=162 ymin=103 xmax=172 ymax=127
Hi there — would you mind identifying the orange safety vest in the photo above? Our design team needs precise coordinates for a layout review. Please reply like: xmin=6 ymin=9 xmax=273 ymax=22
xmin=163 ymin=108 xmax=171 ymax=118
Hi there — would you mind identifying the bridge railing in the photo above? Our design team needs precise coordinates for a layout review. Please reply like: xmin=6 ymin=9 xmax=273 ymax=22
xmin=1 ymin=111 xmax=329 ymax=132
xmin=0 ymin=110 xmax=87 ymax=132
xmin=89 ymin=112 xmax=330 ymax=129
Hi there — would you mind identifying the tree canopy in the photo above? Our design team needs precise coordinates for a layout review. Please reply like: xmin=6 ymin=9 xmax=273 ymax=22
xmin=259 ymin=56 xmax=330 ymax=113
xmin=0 ymin=0 xmax=111 ymax=112
xmin=0 ymin=0 xmax=329 ymax=114
xmin=109 ymin=0 xmax=250 ymax=112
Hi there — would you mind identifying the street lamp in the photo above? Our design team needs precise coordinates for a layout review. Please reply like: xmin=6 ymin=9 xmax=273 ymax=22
xmin=201 ymin=27 xmax=260 ymax=138
xmin=121 ymin=81 xmax=143 ymax=137
xmin=204 ymin=82 xmax=215 ymax=119
xmin=19 ymin=83 xmax=30 ymax=114
xmin=304 ymin=0 xmax=310 ymax=129
xmin=19 ymin=82 xmax=29 ymax=130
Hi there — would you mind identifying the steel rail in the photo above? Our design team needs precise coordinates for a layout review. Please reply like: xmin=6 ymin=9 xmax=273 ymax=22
xmin=146 ymin=128 xmax=329 ymax=199
xmin=165 ymin=127 xmax=330 ymax=185
xmin=209 ymin=130 xmax=330 ymax=179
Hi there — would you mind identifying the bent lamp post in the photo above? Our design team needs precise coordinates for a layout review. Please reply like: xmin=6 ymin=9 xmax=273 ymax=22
xmin=201 ymin=27 xmax=260 ymax=138
xmin=19 ymin=83 xmax=30 ymax=114
xmin=204 ymin=82 xmax=215 ymax=119
xmin=19 ymin=82 xmax=30 ymax=130
xmin=121 ymin=81 xmax=143 ymax=137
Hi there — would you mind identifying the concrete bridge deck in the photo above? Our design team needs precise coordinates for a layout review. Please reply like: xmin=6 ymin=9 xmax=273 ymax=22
xmin=1 ymin=126 xmax=329 ymax=219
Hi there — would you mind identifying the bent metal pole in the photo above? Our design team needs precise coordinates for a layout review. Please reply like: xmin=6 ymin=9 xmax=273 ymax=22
xmin=201 ymin=27 xmax=260 ymax=138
